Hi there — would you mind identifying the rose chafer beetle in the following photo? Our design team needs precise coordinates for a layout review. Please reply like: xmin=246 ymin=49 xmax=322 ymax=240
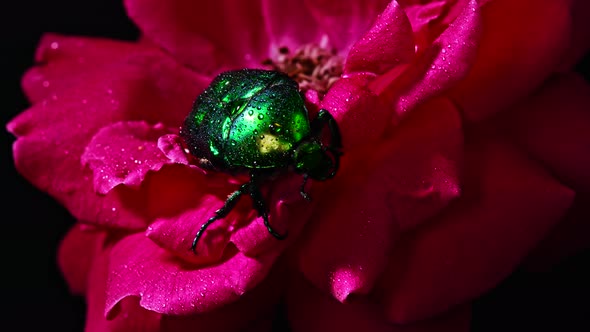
xmin=180 ymin=69 xmax=342 ymax=253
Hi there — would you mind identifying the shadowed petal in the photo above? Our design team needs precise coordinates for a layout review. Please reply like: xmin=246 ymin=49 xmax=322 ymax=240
xmin=376 ymin=136 xmax=575 ymax=323
xmin=287 ymin=273 xmax=471 ymax=332
xmin=57 ymin=224 xmax=106 ymax=295
xmin=503 ymin=73 xmax=590 ymax=192
xmin=449 ymin=0 xmax=572 ymax=121
xmin=299 ymin=97 xmax=462 ymax=302
xmin=558 ymin=0 xmax=590 ymax=70
xmin=523 ymin=194 xmax=590 ymax=272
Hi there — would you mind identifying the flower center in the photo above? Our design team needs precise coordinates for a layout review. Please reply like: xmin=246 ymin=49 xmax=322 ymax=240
xmin=262 ymin=43 xmax=343 ymax=95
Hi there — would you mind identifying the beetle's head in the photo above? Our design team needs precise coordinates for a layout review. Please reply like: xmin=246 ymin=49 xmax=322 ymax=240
xmin=293 ymin=141 xmax=338 ymax=181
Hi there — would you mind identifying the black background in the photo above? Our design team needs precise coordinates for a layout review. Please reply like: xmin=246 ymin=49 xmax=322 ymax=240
xmin=2 ymin=1 xmax=589 ymax=331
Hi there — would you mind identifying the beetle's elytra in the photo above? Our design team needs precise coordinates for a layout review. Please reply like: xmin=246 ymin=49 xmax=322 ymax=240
xmin=180 ymin=69 xmax=342 ymax=253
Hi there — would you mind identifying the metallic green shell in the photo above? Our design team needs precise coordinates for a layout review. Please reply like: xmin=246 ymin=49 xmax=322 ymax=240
xmin=181 ymin=69 xmax=311 ymax=171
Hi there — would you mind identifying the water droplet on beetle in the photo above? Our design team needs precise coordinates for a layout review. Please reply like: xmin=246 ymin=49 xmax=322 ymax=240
xmin=258 ymin=114 xmax=264 ymax=120
xmin=248 ymin=109 xmax=254 ymax=116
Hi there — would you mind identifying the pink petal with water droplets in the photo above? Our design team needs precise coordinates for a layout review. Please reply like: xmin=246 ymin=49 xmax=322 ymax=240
xmin=160 ymin=260 xmax=286 ymax=332
xmin=81 ymin=121 xmax=174 ymax=194
xmin=375 ymin=0 xmax=480 ymax=116
xmin=399 ymin=0 xmax=473 ymax=52
xmin=299 ymin=97 xmax=462 ymax=302
xmin=287 ymin=273 xmax=471 ymax=332
xmin=106 ymin=233 xmax=280 ymax=315
xmin=377 ymin=137 xmax=575 ymax=323
xmin=449 ymin=0 xmax=572 ymax=121
xmin=22 ymin=34 xmax=153 ymax=103
xmin=8 ymin=45 xmax=208 ymax=229
xmin=504 ymin=73 xmax=590 ymax=192
xmin=345 ymin=1 xmax=415 ymax=75
xmin=57 ymin=224 xmax=106 ymax=295
xmin=85 ymin=246 xmax=162 ymax=332
xmin=124 ymin=0 xmax=270 ymax=71
xmin=158 ymin=134 xmax=195 ymax=167
xmin=147 ymin=195 xmax=235 ymax=264
xmin=303 ymin=0 xmax=390 ymax=55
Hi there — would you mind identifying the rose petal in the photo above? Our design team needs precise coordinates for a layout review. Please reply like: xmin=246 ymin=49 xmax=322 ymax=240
xmin=85 ymin=246 xmax=161 ymax=332
xmin=382 ymin=97 xmax=463 ymax=230
xmin=158 ymin=134 xmax=195 ymax=167
xmin=298 ymin=151 xmax=400 ymax=302
xmin=287 ymin=273 xmax=471 ymax=332
xmin=261 ymin=0 xmax=324 ymax=56
xmin=344 ymin=1 xmax=415 ymax=75
xmin=523 ymin=194 xmax=590 ymax=272
xmin=8 ymin=48 xmax=208 ymax=229
xmin=57 ymin=224 xmax=106 ymax=295
xmin=230 ymin=174 xmax=312 ymax=257
xmin=303 ymin=0 xmax=390 ymax=55
xmin=372 ymin=0 xmax=480 ymax=116
xmin=147 ymin=195 xmax=235 ymax=264
xmin=377 ymin=136 xmax=575 ymax=323
xmin=399 ymin=0 xmax=474 ymax=52
xmin=320 ymin=73 xmax=386 ymax=149
xmin=22 ymin=34 xmax=152 ymax=103
xmin=106 ymin=233 xmax=280 ymax=315
xmin=81 ymin=121 xmax=174 ymax=194
xmin=503 ymin=73 xmax=590 ymax=192
xmin=558 ymin=0 xmax=590 ymax=70
xmin=449 ymin=0 xmax=572 ymax=121
xmin=124 ymin=0 xmax=270 ymax=71
xmin=299 ymin=97 xmax=462 ymax=302
xmin=160 ymin=258 xmax=286 ymax=331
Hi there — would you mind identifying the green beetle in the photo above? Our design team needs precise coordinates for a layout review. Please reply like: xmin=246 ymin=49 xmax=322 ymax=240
xmin=180 ymin=69 xmax=342 ymax=253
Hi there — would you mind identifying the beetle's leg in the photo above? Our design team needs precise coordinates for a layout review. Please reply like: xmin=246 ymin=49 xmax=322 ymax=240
xmin=310 ymin=109 xmax=343 ymax=178
xmin=249 ymin=171 xmax=287 ymax=240
xmin=299 ymin=174 xmax=311 ymax=201
xmin=191 ymin=183 xmax=247 ymax=253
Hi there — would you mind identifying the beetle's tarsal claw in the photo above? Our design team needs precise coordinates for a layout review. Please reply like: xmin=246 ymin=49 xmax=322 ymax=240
xmin=191 ymin=216 xmax=217 ymax=253
xmin=300 ymin=191 xmax=312 ymax=201
xmin=270 ymin=229 xmax=288 ymax=240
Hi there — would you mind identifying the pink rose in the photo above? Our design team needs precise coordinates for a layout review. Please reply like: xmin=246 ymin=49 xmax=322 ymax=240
xmin=7 ymin=0 xmax=590 ymax=331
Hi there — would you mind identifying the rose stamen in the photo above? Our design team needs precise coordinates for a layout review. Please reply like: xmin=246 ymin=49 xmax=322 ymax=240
xmin=262 ymin=43 xmax=343 ymax=95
